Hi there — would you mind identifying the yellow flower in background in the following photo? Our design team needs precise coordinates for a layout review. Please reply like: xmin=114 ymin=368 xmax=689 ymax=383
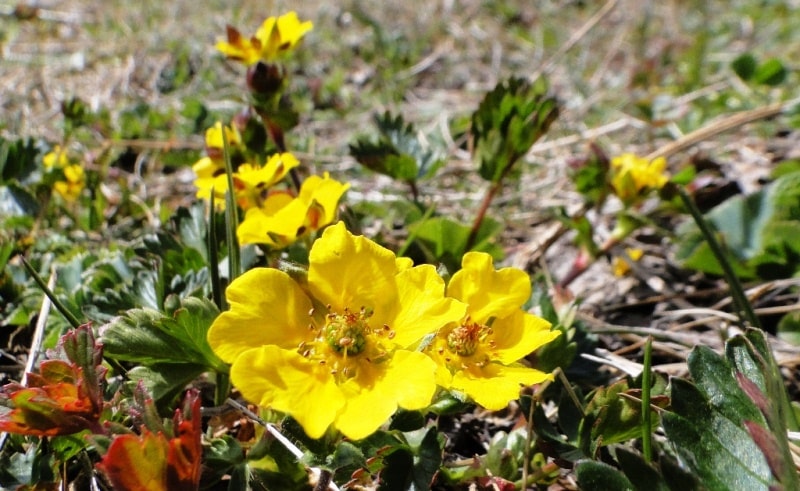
xmin=194 ymin=152 xmax=299 ymax=211
xmin=612 ymin=247 xmax=644 ymax=277
xmin=192 ymin=122 xmax=245 ymax=204
xmin=203 ymin=121 xmax=242 ymax=158
xmin=610 ymin=153 xmax=669 ymax=204
xmin=207 ymin=222 xmax=466 ymax=439
xmin=53 ymin=164 xmax=85 ymax=202
xmin=426 ymin=252 xmax=560 ymax=410
xmin=237 ymin=173 xmax=349 ymax=247
xmin=43 ymin=146 xmax=69 ymax=169
xmin=43 ymin=147 xmax=85 ymax=202
xmin=216 ymin=11 xmax=313 ymax=65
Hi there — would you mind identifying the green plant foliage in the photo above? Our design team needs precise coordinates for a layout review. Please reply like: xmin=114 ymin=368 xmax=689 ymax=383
xmin=101 ymin=295 xmax=225 ymax=370
xmin=378 ymin=427 xmax=444 ymax=491
xmin=0 ymin=137 xmax=40 ymax=217
xmin=731 ymin=53 xmax=788 ymax=86
xmin=583 ymin=376 xmax=668 ymax=450
xmin=662 ymin=329 xmax=799 ymax=490
xmin=471 ymin=77 xmax=559 ymax=183
xmin=349 ymin=111 xmax=444 ymax=184
xmin=575 ymin=460 xmax=636 ymax=491
xmin=676 ymin=170 xmax=800 ymax=279
xmin=407 ymin=216 xmax=503 ymax=271
xmin=731 ymin=53 xmax=757 ymax=81
xmin=753 ymin=58 xmax=788 ymax=86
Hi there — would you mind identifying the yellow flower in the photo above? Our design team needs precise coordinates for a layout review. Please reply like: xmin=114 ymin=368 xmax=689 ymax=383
xmin=203 ymin=121 xmax=242 ymax=159
xmin=43 ymin=146 xmax=69 ymax=169
xmin=610 ymin=153 xmax=669 ymax=204
xmin=426 ymin=252 xmax=560 ymax=410
xmin=237 ymin=173 xmax=349 ymax=247
xmin=207 ymin=222 xmax=466 ymax=439
xmin=611 ymin=247 xmax=644 ymax=277
xmin=44 ymin=147 xmax=85 ymax=201
xmin=194 ymin=153 xmax=299 ymax=211
xmin=216 ymin=12 xmax=313 ymax=65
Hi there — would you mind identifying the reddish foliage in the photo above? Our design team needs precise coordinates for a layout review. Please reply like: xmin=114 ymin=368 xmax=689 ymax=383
xmin=96 ymin=389 xmax=203 ymax=491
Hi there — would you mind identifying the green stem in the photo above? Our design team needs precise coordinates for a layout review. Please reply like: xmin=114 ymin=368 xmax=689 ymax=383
xmin=677 ymin=186 xmax=761 ymax=329
xmin=641 ymin=336 xmax=653 ymax=463
xmin=207 ymin=192 xmax=224 ymax=311
xmin=20 ymin=257 xmax=82 ymax=329
xmin=222 ymin=129 xmax=241 ymax=282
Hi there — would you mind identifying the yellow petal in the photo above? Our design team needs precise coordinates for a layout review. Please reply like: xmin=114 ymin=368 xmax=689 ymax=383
xmin=335 ymin=351 xmax=436 ymax=440
xmin=391 ymin=265 xmax=466 ymax=348
xmin=452 ymin=363 xmax=553 ymax=410
xmin=207 ymin=268 xmax=312 ymax=363
xmin=231 ymin=346 xmax=344 ymax=439
xmin=448 ymin=252 xmax=531 ymax=322
xmin=491 ymin=310 xmax=559 ymax=365
xmin=308 ymin=222 xmax=399 ymax=314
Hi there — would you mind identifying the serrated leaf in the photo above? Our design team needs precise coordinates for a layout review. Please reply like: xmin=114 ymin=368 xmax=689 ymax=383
xmin=575 ymin=460 xmax=635 ymax=491
xmin=687 ymin=345 xmax=764 ymax=426
xmin=102 ymin=296 xmax=226 ymax=372
xmin=349 ymin=111 xmax=444 ymax=183
xmin=663 ymin=378 xmax=772 ymax=490
xmin=127 ymin=364 xmax=207 ymax=407
xmin=471 ymin=77 xmax=559 ymax=183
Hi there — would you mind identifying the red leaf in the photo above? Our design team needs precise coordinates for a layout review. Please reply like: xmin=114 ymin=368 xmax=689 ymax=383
xmin=96 ymin=430 xmax=170 ymax=491
xmin=97 ymin=390 xmax=202 ymax=491
xmin=166 ymin=389 xmax=203 ymax=490
xmin=0 ymin=325 xmax=105 ymax=436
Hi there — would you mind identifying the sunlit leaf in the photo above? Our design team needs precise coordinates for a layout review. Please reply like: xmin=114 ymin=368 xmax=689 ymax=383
xmin=0 ymin=325 xmax=105 ymax=437
xmin=102 ymin=296 xmax=226 ymax=372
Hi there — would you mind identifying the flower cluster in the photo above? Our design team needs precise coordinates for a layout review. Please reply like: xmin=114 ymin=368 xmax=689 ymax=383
xmin=208 ymin=223 xmax=559 ymax=439
xmin=609 ymin=153 xmax=670 ymax=205
xmin=43 ymin=146 xmax=85 ymax=202
xmin=192 ymin=121 xmax=347 ymax=247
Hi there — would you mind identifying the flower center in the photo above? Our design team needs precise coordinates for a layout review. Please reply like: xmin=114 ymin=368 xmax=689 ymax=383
xmin=447 ymin=317 xmax=492 ymax=357
xmin=323 ymin=307 xmax=371 ymax=355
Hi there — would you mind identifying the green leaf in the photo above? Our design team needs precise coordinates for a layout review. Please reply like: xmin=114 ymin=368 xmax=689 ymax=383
xmin=349 ymin=111 xmax=444 ymax=183
xmin=575 ymin=460 xmax=635 ymax=491
xmin=127 ymin=364 xmax=207 ymax=407
xmin=687 ymin=345 xmax=764 ymax=426
xmin=731 ymin=53 xmax=757 ymax=81
xmin=676 ymin=171 xmax=800 ymax=279
xmin=663 ymin=378 xmax=772 ymax=490
xmin=753 ymin=58 xmax=788 ymax=86
xmin=101 ymin=296 xmax=226 ymax=372
xmin=0 ymin=137 xmax=38 ymax=184
xmin=583 ymin=379 xmax=662 ymax=447
xmin=408 ymin=216 xmax=502 ymax=271
xmin=0 ymin=182 xmax=40 ymax=217
xmin=378 ymin=427 xmax=443 ymax=491
xmin=613 ymin=447 xmax=670 ymax=491
xmin=471 ymin=77 xmax=559 ymax=183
